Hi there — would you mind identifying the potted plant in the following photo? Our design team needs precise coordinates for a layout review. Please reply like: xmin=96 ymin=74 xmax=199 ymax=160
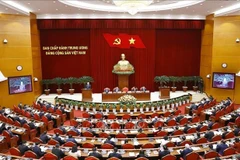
xmin=133 ymin=103 xmax=138 ymax=112
xmin=126 ymin=103 xmax=131 ymax=113
xmin=92 ymin=103 xmax=96 ymax=112
xmin=80 ymin=102 xmax=84 ymax=111
xmin=154 ymin=75 xmax=170 ymax=88
xmin=192 ymin=76 xmax=201 ymax=92
xmin=156 ymin=101 xmax=162 ymax=111
xmin=53 ymin=77 xmax=63 ymax=95
xmin=151 ymin=102 xmax=155 ymax=112
xmin=145 ymin=103 xmax=150 ymax=112
xmin=112 ymin=104 xmax=117 ymax=113
xmin=105 ymin=104 xmax=110 ymax=113
xmin=169 ymin=76 xmax=180 ymax=92
xmin=41 ymin=79 xmax=52 ymax=95
xmin=119 ymin=103 xmax=124 ymax=113
xmin=66 ymin=77 xmax=77 ymax=95
xmin=78 ymin=76 xmax=94 ymax=89
xmin=99 ymin=103 xmax=103 ymax=112
xmin=180 ymin=76 xmax=192 ymax=92
xmin=139 ymin=103 xmax=144 ymax=112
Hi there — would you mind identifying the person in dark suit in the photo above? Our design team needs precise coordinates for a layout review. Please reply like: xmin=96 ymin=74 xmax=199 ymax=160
xmin=192 ymin=132 xmax=201 ymax=144
xmin=66 ymin=135 xmax=77 ymax=144
xmin=88 ymin=147 xmax=102 ymax=159
xmin=137 ymin=150 xmax=148 ymax=158
xmin=40 ymin=131 xmax=50 ymax=144
xmin=19 ymin=118 xmax=27 ymax=126
xmin=18 ymin=141 xmax=30 ymax=156
xmin=222 ymin=127 xmax=229 ymax=139
xmin=208 ymin=119 xmax=214 ymax=129
xmin=6 ymin=127 xmax=15 ymax=137
xmin=234 ymin=125 xmax=240 ymax=136
xmin=104 ymin=136 xmax=116 ymax=147
xmin=45 ymin=113 xmax=53 ymax=121
xmin=87 ymin=126 xmax=97 ymax=136
xmin=28 ymin=120 xmax=37 ymax=130
xmin=71 ymin=125 xmax=81 ymax=135
xmin=232 ymin=138 xmax=240 ymax=153
xmin=183 ymin=124 xmax=191 ymax=134
xmin=108 ymin=147 xmax=122 ymax=159
xmin=175 ymin=115 xmax=184 ymax=123
xmin=58 ymin=123 xmax=66 ymax=134
xmin=0 ymin=122 xmax=6 ymax=134
xmin=53 ymin=133 xmax=65 ymax=145
xmin=52 ymin=144 xmax=65 ymax=160
xmin=216 ymin=140 xmax=228 ymax=155
xmin=196 ymin=122 xmax=204 ymax=132
xmin=32 ymin=142 xmax=45 ymax=158
xmin=159 ymin=145 xmax=170 ymax=159
xmin=39 ymin=110 xmax=45 ymax=119
xmin=180 ymin=144 xmax=193 ymax=159
xmin=85 ymin=82 xmax=91 ymax=89
xmin=204 ymin=128 xmax=215 ymax=142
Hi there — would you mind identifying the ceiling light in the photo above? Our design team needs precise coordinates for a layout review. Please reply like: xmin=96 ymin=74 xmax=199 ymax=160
xmin=28 ymin=3 xmax=30 ymax=5
xmin=215 ymin=3 xmax=240 ymax=16
xmin=56 ymin=8 xmax=58 ymax=10
xmin=113 ymin=0 xmax=153 ymax=15
xmin=53 ymin=1 xmax=56 ymax=3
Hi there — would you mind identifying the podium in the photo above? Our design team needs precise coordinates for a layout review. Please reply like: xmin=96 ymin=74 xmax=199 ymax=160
xmin=159 ymin=87 xmax=170 ymax=99
xmin=82 ymin=89 xmax=92 ymax=102
xmin=118 ymin=74 xmax=130 ymax=89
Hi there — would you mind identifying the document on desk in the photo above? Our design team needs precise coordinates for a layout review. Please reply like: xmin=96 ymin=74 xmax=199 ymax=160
xmin=129 ymin=152 xmax=135 ymax=157
xmin=40 ymin=146 xmax=47 ymax=152
xmin=186 ymin=135 xmax=194 ymax=140
xmin=191 ymin=147 xmax=200 ymax=151
xmin=15 ymin=129 xmax=24 ymax=132
xmin=130 ymin=130 xmax=138 ymax=133
xmin=155 ymin=139 xmax=162 ymax=143
xmin=176 ymin=149 xmax=181 ymax=154
xmin=171 ymin=138 xmax=181 ymax=143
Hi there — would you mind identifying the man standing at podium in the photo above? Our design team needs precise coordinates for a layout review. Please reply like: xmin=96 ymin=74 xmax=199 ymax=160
xmin=85 ymin=82 xmax=91 ymax=89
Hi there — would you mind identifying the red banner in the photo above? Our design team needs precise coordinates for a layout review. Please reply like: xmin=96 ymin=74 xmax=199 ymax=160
xmin=103 ymin=33 xmax=146 ymax=49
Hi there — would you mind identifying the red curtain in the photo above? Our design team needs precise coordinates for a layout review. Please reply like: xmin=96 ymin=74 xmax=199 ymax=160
xmin=90 ymin=29 xmax=156 ymax=92
xmin=40 ymin=29 xmax=91 ymax=93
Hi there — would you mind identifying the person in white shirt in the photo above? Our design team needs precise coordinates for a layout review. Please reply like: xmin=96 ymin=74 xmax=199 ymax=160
xmin=68 ymin=145 xmax=81 ymax=159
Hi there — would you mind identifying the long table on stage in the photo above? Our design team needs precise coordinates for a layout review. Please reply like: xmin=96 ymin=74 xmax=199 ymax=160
xmin=102 ymin=91 xmax=151 ymax=102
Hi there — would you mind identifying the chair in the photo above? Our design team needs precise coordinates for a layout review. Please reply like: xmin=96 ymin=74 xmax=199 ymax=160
xmin=63 ymin=155 xmax=78 ymax=160
xmin=42 ymin=115 xmax=54 ymax=130
xmin=99 ymin=132 xmax=109 ymax=138
xmin=199 ymin=125 xmax=208 ymax=132
xmin=42 ymin=106 xmax=47 ymax=112
xmin=110 ymin=122 xmax=120 ymax=129
xmin=187 ymin=128 xmax=197 ymax=134
xmin=3 ymin=130 xmax=19 ymax=147
xmin=196 ymin=137 xmax=208 ymax=144
xmin=125 ymin=122 xmax=135 ymax=129
xmin=116 ymin=133 xmax=127 ymax=138
xmin=122 ymin=143 xmax=134 ymax=149
xmin=67 ymin=130 xmax=79 ymax=136
xmin=108 ymin=114 xmax=116 ymax=119
xmin=142 ymin=143 xmax=154 ymax=148
xmin=138 ymin=114 xmax=146 ymax=119
xmin=44 ymin=152 xmax=58 ymax=160
xmin=122 ymin=114 xmax=131 ymax=120
xmin=174 ymin=110 xmax=181 ymax=116
xmin=14 ymin=121 xmax=21 ymax=127
xmin=154 ymin=121 xmax=164 ymax=128
xmin=163 ymin=111 xmax=171 ymax=117
xmin=211 ymin=135 xmax=222 ymax=142
xmin=172 ymin=130 xmax=184 ymax=136
xmin=32 ymin=137 xmax=43 ymax=143
xmin=183 ymin=152 xmax=199 ymax=160
xmin=56 ymin=109 xmax=67 ymax=122
xmin=82 ymin=131 xmax=94 ymax=137
xmin=155 ymin=131 xmax=167 ymax=137
xmin=24 ymin=150 xmax=37 ymax=158
xmin=34 ymin=114 xmax=41 ymax=121
xmin=212 ymin=123 xmax=220 ymax=129
xmin=167 ymin=119 xmax=176 ymax=126
xmin=191 ymin=116 xmax=200 ymax=123
xmin=70 ymin=119 xmax=79 ymax=126
xmin=165 ymin=142 xmax=175 ymax=147
xmin=162 ymin=154 xmax=177 ymax=160
xmin=63 ymin=141 xmax=76 ymax=147
xmin=7 ymin=118 xmax=14 ymax=125
xmin=179 ymin=140 xmax=192 ymax=146
xmin=47 ymin=139 xmax=59 ymax=145
xmin=225 ymin=132 xmax=235 ymax=139
xmin=23 ymin=123 xmax=37 ymax=141
xmin=136 ymin=133 xmax=147 ymax=138
xmin=135 ymin=158 xmax=149 ymax=160
xmin=138 ymin=122 xmax=148 ymax=128
xmin=84 ymin=156 xmax=99 ymax=160
xmin=107 ymin=157 xmax=121 ymax=160
xmin=95 ymin=121 xmax=105 ymax=128
xmin=82 ymin=112 xmax=90 ymax=118
xmin=82 ymin=121 xmax=92 ymax=127
xmin=179 ymin=118 xmax=188 ymax=125
xmin=82 ymin=142 xmax=95 ymax=148
xmin=223 ymin=147 xmax=236 ymax=156
xmin=53 ymin=128 xmax=64 ymax=135
xmin=151 ymin=113 xmax=159 ymax=118
xmin=49 ymin=107 xmax=54 ymax=113
xmin=95 ymin=113 xmax=103 ymax=119
xmin=101 ymin=143 xmax=114 ymax=149
xmin=204 ymin=151 xmax=220 ymax=159
xmin=9 ymin=147 xmax=21 ymax=156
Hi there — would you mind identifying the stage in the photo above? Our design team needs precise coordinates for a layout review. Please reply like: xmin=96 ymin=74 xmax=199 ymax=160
xmin=37 ymin=91 xmax=207 ymax=104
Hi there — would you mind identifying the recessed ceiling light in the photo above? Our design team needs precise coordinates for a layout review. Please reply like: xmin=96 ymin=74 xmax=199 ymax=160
xmin=27 ymin=3 xmax=30 ymax=5
xmin=221 ymin=6 xmax=223 ymax=8
xmin=186 ymin=7 xmax=188 ymax=9
xmin=78 ymin=8 xmax=81 ymax=10
xmin=107 ymin=1 xmax=110 ymax=3
xmin=200 ymin=3 xmax=202 ymax=5
xmin=53 ymin=1 xmax=56 ymax=3
xmin=38 ymin=9 xmax=40 ymax=11
xmin=5 ymin=8 xmax=8 ymax=10
xmin=65 ymin=5 xmax=67 ymax=7
xmin=193 ymin=10 xmax=195 ymax=12
xmin=56 ymin=8 xmax=58 ymax=10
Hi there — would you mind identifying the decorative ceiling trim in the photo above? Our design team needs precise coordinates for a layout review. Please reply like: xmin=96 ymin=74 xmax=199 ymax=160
xmin=214 ymin=2 xmax=240 ymax=16
xmin=0 ymin=0 xmax=31 ymax=15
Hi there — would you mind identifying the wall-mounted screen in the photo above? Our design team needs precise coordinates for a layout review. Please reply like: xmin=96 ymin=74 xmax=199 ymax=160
xmin=212 ymin=72 xmax=235 ymax=89
xmin=8 ymin=75 xmax=32 ymax=94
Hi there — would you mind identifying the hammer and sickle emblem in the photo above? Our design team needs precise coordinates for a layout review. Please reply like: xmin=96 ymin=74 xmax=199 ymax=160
xmin=113 ymin=38 xmax=121 ymax=45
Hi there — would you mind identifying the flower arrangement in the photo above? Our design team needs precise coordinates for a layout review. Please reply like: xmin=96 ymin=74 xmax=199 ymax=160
xmin=118 ymin=94 xmax=137 ymax=104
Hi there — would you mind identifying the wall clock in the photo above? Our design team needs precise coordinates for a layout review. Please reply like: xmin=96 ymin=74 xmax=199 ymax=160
xmin=16 ymin=65 xmax=23 ymax=71
xmin=221 ymin=63 xmax=227 ymax=68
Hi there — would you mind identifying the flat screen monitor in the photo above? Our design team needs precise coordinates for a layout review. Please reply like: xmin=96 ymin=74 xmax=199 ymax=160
xmin=8 ymin=75 xmax=32 ymax=94
xmin=212 ymin=72 xmax=235 ymax=89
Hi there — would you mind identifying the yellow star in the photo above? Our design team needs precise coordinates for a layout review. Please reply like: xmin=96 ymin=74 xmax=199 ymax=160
xmin=129 ymin=38 xmax=135 ymax=44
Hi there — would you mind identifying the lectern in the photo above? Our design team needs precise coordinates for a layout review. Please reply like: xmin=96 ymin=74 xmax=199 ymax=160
xmin=159 ymin=87 xmax=170 ymax=99
xmin=82 ymin=89 xmax=92 ymax=102
xmin=118 ymin=74 xmax=131 ymax=89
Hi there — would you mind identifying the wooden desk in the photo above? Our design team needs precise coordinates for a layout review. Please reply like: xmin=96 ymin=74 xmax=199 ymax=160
xmin=102 ymin=92 xmax=151 ymax=102
xmin=0 ymin=153 xmax=38 ymax=160
xmin=82 ymin=89 xmax=93 ymax=102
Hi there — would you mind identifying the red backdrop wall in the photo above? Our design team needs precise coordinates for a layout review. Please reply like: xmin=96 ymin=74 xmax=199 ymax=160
xmin=39 ymin=19 xmax=203 ymax=93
